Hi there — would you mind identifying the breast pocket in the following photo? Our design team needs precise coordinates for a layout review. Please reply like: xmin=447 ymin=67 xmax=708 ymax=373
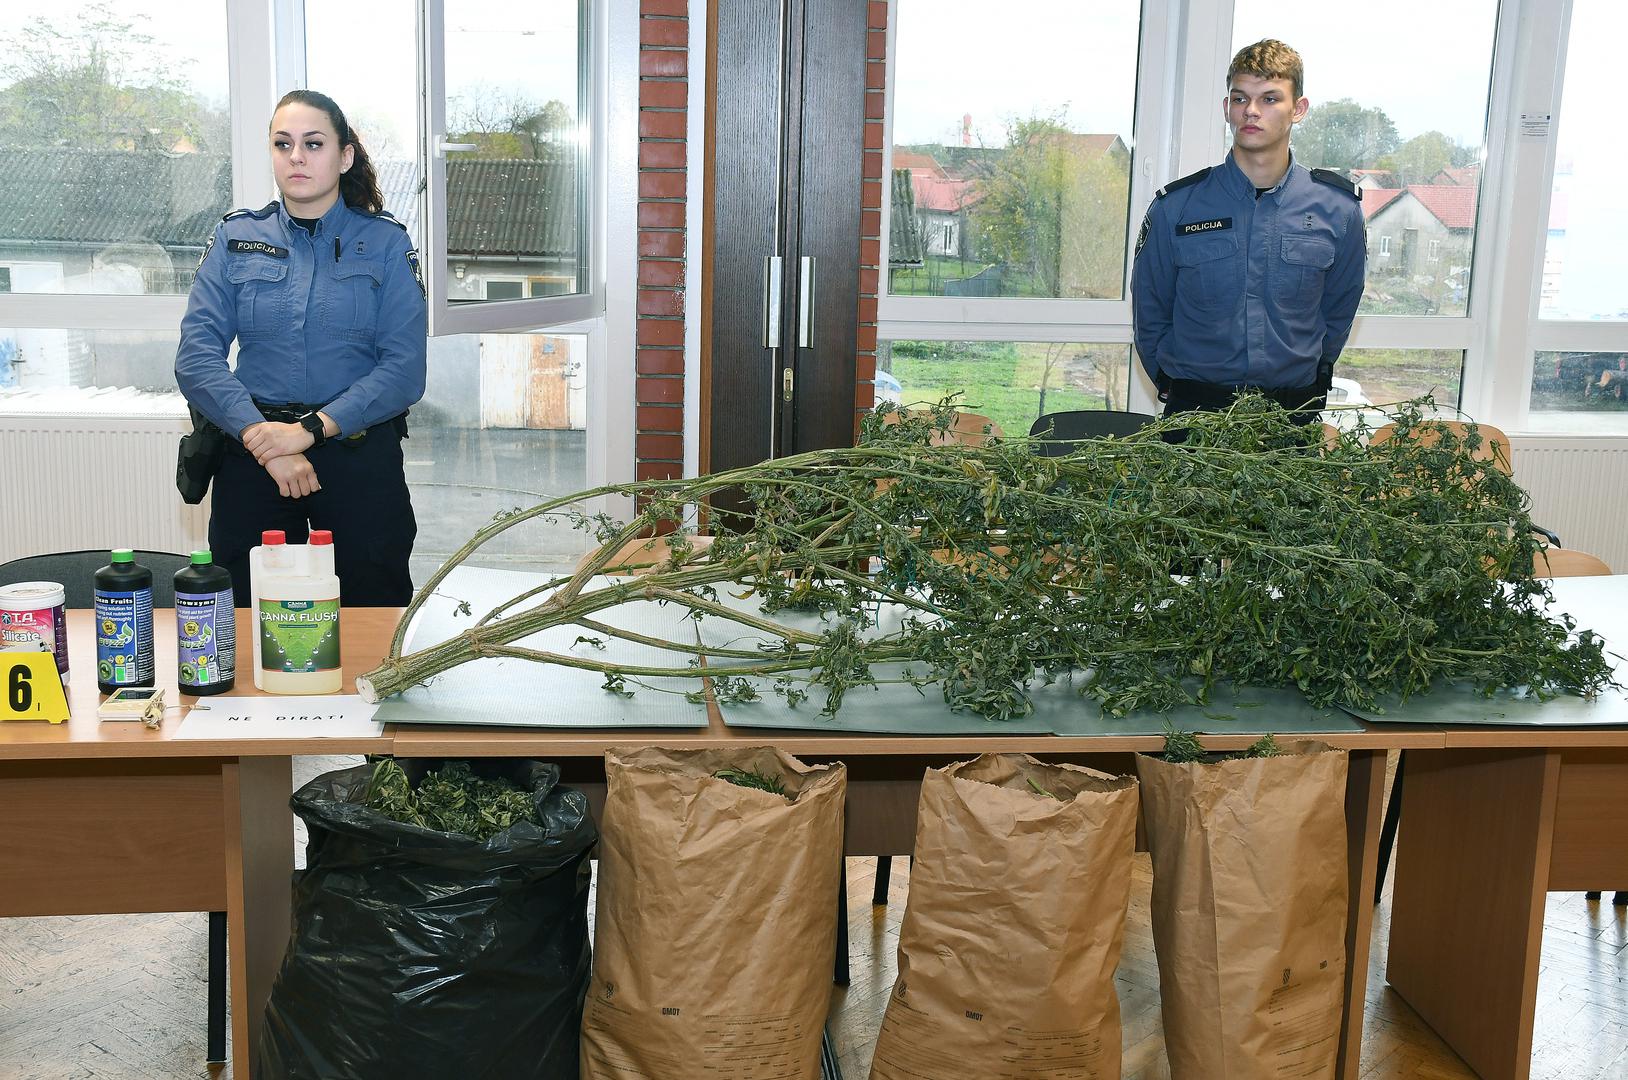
xmin=1280 ymin=236 xmax=1336 ymax=309
xmin=225 ymin=258 xmax=289 ymax=341
xmin=321 ymin=261 xmax=384 ymax=343
xmin=1174 ymin=235 xmax=1241 ymax=311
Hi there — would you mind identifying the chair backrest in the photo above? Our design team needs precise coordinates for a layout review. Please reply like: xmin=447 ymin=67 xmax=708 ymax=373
xmin=879 ymin=408 xmax=1003 ymax=447
xmin=577 ymin=534 xmax=716 ymax=577
xmin=0 ymin=550 xmax=194 ymax=607
xmin=1534 ymin=547 xmax=1613 ymax=578
xmin=1368 ymin=420 xmax=1513 ymax=474
xmin=1028 ymin=410 xmax=1156 ymax=455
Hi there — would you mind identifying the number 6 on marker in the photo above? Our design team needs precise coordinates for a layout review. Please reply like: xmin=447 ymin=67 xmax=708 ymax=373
xmin=8 ymin=663 xmax=29 ymax=712
xmin=1 ymin=655 xmax=71 ymax=724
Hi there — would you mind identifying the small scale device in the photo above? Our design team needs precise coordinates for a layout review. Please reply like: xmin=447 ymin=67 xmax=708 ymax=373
xmin=99 ymin=686 xmax=166 ymax=728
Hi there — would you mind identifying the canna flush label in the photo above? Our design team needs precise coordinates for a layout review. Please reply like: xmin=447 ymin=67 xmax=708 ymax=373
xmin=259 ymin=598 xmax=341 ymax=673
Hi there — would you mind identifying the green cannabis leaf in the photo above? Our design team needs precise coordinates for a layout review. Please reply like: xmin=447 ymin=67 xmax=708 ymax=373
xmin=365 ymin=758 xmax=538 ymax=840
xmin=367 ymin=395 xmax=1616 ymax=723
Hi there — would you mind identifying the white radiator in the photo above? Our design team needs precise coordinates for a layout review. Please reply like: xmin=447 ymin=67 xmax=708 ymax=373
xmin=1511 ymin=436 xmax=1628 ymax=573
xmin=0 ymin=394 xmax=209 ymax=564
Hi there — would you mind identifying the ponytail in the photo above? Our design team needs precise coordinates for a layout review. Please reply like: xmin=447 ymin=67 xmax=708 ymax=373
xmin=273 ymin=89 xmax=384 ymax=214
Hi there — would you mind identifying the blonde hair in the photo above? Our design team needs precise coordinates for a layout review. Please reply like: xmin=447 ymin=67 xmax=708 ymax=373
xmin=1227 ymin=39 xmax=1304 ymax=99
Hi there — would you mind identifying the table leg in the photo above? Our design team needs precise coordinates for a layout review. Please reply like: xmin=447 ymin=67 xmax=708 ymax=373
xmin=1385 ymin=748 xmax=1559 ymax=1080
xmin=1337 ymin=748 xmax=1385 ymax=1080
xmin=223 ymin=757 xmax=294 ymax=1079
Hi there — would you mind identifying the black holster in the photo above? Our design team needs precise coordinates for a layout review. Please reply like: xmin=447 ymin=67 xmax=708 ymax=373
xmin=176 ymin=406 xmax=228 ymax=505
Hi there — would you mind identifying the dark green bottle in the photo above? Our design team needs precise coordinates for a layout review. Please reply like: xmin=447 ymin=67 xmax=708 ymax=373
xmin=93 ymin=549 xmax=154 ymax=694
xmin=174 ymin=551 xmax=236 ymax=695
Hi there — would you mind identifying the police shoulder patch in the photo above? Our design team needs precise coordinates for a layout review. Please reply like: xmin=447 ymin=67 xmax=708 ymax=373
xmin=1135 ymin=212 xmax=1150 ymax=257
xmin=196 ymin=231 xmax=216 ymax=271
xmin=405 ymin=248 xmax=426 ymax=298
xmin=1309 ymin=168 xmax=1361 ymax=201
xmin=222 ymin=201 xmax=279 ymax=222
xmin=1154 ymin=166 xmax=1212 ymax=200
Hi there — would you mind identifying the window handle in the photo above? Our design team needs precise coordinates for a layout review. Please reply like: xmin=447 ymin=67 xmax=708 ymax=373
xmin=435 ymin=135 xmax=479 ymax=154
xmin=763 ymin=256 xmax=783 ymax=349
xmin=797 ymin=256 xmax=816 ymax=349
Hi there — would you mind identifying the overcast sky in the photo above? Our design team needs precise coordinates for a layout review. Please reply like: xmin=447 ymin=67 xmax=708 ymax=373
xmin=893 ymin=0 xmax=1514 ymax=149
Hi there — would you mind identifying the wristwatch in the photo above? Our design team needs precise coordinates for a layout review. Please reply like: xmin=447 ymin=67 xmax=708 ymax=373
xmin=298 ymin=411 xmax=327 ymax=448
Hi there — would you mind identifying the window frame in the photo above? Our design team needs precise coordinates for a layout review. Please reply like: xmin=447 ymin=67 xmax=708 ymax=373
xmin=872 ymin=0 xmax=1607 ymax=431
xmin=877 ymin=0 xmax=1174 ymax=412
xmin=418 ymin=0 xmax=606 ymax=336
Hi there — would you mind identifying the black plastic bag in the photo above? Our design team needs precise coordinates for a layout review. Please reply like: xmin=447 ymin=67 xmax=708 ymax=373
xmin=257 ymin=759 xmax=597 ymax=1080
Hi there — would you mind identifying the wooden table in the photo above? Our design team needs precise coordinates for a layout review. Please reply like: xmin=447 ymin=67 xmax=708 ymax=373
xmin=1376 ymin=573 xmax=1628 ymax=1080
xmin=0 ymin=609 xmax=394 ymax=1080
xmin=7 ymin=580 xmax=1626 ymax=1080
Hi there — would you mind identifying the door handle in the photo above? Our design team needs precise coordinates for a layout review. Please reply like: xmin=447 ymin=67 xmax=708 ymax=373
xmin=797 ymin=256 xmax=816 ymax=348
xmin=763 ymin=256 xmax=784 ymax=349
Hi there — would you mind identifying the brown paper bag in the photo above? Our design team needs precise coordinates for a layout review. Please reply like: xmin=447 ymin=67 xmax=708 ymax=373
xmin=581 ymin=746 xmax=846 ymax=1080
xmin=870 ymin=754 xmax=1140 ymax=1080
xmin=1136 ymin=741 xmax=1349 ymax=1080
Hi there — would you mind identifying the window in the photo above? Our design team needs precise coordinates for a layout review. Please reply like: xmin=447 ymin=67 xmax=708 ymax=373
xmin=1336 ymin=348 xmax=1464 ymax=413
xmin=1232 ymin=1 xmax=1500 ymax=319
xmin=1539 ymin=0 xmax=1625 ymax=320
xmin=881 ymin=340 xmax=1134 ymax=437
xmin=422 ymin=0 xmax=602 ymax=334
xmin=309 ymin=2 xmax=605 ymax=579
xmin=407 ymin=331 xmax=591 ymax=579
xmin=0 ymin=1 xmax=231 ymax=300
xmin=0 ymin=326 xmax=180 ymax=394
xmin=1379 ymin=236 xmax=1392 ymax=257
xmin=886 ymin=0 xmax=1142 ymax=304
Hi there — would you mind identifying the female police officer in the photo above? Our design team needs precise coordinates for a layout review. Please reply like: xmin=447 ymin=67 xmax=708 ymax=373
xmin=176 ymin=90 xmax=427 ymax=606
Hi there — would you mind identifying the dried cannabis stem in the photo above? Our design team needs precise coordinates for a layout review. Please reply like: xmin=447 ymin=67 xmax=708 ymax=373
xmin=360 ymin=395 xmax=1616 ymax=721
xmin=1026 ymin=775 xmax=1061 ymax=800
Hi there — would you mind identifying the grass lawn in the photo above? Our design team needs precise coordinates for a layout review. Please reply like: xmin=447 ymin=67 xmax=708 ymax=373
xmin=1337 ymin=348 xmax=1465 ymax=409
xmin=888 ymin=340 xmax=1120 ymax=438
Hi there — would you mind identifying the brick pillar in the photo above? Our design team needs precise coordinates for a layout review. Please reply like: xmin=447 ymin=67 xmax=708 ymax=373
xmin=855 ymin=0 xmax=888 ymax=438
xmin=636 ymin=1 xmax=689 ymax=483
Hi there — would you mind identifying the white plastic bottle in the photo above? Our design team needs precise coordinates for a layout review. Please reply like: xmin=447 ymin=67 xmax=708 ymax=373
xmin=255 ymin=530 xmax=343 ymax=694
xmin=249 ymin=531 xmax=291 ymax=690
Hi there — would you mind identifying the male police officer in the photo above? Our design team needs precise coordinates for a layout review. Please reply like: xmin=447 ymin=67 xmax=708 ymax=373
xmin=1132 ymin=39 xmax=1366 ymax=424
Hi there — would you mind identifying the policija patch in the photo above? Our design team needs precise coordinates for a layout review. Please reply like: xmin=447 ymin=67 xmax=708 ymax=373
xmin=406 ymin=249 xmax=425 ymax=298
xmin=1178 ymin=218 xmax=1232 ymax=235
xmin=227 ymin=239 xmax=288 ymax=258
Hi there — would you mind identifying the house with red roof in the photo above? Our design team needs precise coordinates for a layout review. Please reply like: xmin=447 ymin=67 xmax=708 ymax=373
xmin=1362 ymin=178 xmax=1481 ymax=310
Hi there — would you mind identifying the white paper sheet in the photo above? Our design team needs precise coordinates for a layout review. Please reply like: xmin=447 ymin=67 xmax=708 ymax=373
xmin=175 ymin=694 xmax=384 ymax=739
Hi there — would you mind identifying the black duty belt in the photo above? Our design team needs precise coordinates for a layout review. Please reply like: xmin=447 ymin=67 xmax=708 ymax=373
xmin=1166 ymin=379 xmax=1326 ymax=414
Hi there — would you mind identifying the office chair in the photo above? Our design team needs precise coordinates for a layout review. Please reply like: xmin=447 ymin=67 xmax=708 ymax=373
xmin=1027 ymin=409 xmax=1156 ymax=455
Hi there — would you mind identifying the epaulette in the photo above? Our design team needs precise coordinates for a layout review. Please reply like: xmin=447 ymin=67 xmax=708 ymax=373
xmin=223 ymin=202 xmax=279 ymax=222
xmin=366 ymin=208 xmax=409 ymax=231
xmin=1309 ymin=168 xmax=1361 ymax=201
xmin=1153 ymin=167 xmax=1211 ymax=200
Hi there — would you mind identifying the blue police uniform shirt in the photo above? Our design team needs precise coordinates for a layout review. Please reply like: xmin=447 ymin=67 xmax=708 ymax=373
xmin=1131 ymin=152 xmax=1366 ymax=391
xmin=175 ymin=197 xmax=428 ymax=439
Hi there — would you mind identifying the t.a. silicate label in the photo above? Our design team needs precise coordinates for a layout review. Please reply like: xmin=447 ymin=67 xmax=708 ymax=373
xmin=177 ymin=589 xmax=236 ymax=688
xmin=95 ymin=588 xmax=154 ymax=687
xmin=259 ymin=598 xmax=340 ymax=673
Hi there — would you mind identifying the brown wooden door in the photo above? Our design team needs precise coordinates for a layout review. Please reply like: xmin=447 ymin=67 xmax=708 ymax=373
xmin=707 ymin=0 xmax=867 ymax=479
